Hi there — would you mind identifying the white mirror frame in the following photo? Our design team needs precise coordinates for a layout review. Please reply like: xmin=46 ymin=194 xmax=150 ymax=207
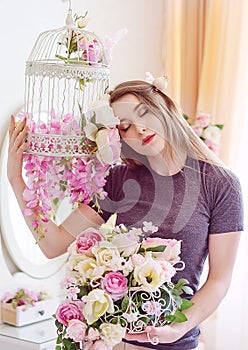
xmin=0 ymin=130 xmax=68 ymax=279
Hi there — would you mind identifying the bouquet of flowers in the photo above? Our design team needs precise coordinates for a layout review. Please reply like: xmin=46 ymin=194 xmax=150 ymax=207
xmin=54 ymin=215 xmax=194 ymax=350
xmin=19 ymin=98 xmax=121 ymax=240
xmin=184 ymin=112 xmax=224 ymax=155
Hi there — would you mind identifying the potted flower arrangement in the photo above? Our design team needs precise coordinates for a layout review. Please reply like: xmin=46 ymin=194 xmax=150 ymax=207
xmin=184 ymin=112 xmax=224 ymax=155
xmin=1 ymin=287 xmax=58 ymax=327
xmin=54 ymin=215 xmax=194 ymax=350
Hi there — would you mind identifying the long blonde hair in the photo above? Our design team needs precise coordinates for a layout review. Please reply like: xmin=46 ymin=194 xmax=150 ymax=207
xmin=109 ymin=80 xmax=225 ymax=169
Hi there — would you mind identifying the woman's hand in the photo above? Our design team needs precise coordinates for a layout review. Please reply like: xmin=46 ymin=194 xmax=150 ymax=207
xmin=7 ymin=115 xmax=29 ymax=185
xmin=125 ymin=324 xmax=183 ymax=345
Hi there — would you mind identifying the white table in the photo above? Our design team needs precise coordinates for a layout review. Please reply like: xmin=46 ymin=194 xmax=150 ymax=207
xmin=0 ymin=318 xmax=57 ymax=350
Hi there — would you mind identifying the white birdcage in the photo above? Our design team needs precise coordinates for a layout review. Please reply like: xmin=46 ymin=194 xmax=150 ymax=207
xmin=23 ymin=7 xmax=110 ymax=157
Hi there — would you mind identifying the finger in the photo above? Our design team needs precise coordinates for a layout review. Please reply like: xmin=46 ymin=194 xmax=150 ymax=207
xmin=125 ymin=332 xmax=148 ymax=343
xmin=11 ymin=123 xmax=28 ymax=149
xmin=9 ymin=115 xmax=16 ymax=137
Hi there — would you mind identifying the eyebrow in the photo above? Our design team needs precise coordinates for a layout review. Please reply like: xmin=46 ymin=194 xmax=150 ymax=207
xmin=133 ymin=103 xmax=143 ymax=112
xmin=118 ymin=103 xmax=144 ymax=122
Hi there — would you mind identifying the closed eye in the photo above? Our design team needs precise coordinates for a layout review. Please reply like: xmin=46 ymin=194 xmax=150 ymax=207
xmin=119 ymin=125 xmax=130 ymax=132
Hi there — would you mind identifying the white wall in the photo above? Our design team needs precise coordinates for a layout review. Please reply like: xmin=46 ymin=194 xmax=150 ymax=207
xmin=0 ymin=0 xmax=164 ymax=146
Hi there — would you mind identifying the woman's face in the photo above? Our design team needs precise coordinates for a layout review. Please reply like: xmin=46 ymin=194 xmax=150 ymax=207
xmin=112 ymin=94 xmax=165 ymax=158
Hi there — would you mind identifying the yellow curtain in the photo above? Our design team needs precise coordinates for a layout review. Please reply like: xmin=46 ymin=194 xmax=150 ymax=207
xmin=163 ymin=0 xmax=246 ymax=165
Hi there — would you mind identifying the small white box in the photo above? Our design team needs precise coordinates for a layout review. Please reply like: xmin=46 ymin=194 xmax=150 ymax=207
xmin=1 ymin=298 xmax=60 ymax=327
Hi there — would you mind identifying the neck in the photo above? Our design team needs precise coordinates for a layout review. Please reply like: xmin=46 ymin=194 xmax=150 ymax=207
xmin=147 ymin=151 xmax=187 ymax=176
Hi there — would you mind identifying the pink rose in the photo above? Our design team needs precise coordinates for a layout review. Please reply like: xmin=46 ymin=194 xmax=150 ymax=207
xmin=91 ymin=340 xmax=112 ymax=350
xmin=56 ymin=301 xmax=83 ymax=326
xmin=101 ymin=272 xmax=128 ymax=301
xmin=195 ymin=112 xmax=211 ymax=128
xmin=67 ymin=319 xmax=87 ymax=342
xmin=76 ymin=229 xmax=103 ymax=255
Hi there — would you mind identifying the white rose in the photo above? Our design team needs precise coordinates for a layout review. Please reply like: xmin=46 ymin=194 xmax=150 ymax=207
xmin=202 ymin=125 xmax=221 ymax=144
xmin=111 ymin=233 xmax=140 ymax=257
xmin=100 ymin=323 xmax=126 ymax=347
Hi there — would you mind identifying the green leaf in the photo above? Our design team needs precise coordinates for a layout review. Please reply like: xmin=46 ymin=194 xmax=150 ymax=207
xmin=180 ymin=298 xmax=194 ymax=311
xmin=183 ymin=114 xmax=189 ymax=120
xmin=215 ymin=124 xmax=224 ymax=130
xmin=121 ymin=294 xmax=129 ymax=312
xmin=63 ymin=338 xmax=73 ymax=350
xmin=182 ymin=286 xmax=194 ymax=295
xmin=146 ymin=245 xmax=166 ymax=252
xmin=78 ymin=102 xmax=86 ymax=129
xmin=173 ymin=310 xmax=188 ymax=323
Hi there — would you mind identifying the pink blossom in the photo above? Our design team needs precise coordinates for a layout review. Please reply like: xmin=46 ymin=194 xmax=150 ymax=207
xmin=68 ymin=286 xmax=80 ymax=300
xmin=67 ymin=319 xmax=87 ymax=342
xmin=159 ymin=260 xmax=176 ymax=281
xmin=87 ymin=327 xmax=100 ymax=341
xmin=142 ymin=301 xmax=161 ymax=316
xmin=131 ymin=254 xmax=145 ymax=266
xmin=101 ymin=272 xmax=128 ymax=300
xmin=56 ymin=301 xmax=83 ymax=326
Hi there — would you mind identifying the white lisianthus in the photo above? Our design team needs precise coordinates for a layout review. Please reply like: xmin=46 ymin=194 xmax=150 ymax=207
xmin=99 ymin=214 xmax=117 ymax=238
xmin=83 ymin=289 xmax=114 ymax=325
xmin=88 ymin=103 xmax=119 ymax=127
xmin=92 ymin=241 xmax=120 ymax=269
xmin=100 ymin=323 xmax=126 ymax=347
xmin=133 ymin=254 xmax=166 ymax=291
xmin=202 ymin=125 xmax=221 ymax=144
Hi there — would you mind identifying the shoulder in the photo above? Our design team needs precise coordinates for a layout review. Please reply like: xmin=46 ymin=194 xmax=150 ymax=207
xmin=107 ymin=163 xmax=144 ymax=183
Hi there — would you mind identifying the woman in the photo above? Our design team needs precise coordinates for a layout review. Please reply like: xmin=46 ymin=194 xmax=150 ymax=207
xmin=8 ymin=80 xmax=243 ymax=350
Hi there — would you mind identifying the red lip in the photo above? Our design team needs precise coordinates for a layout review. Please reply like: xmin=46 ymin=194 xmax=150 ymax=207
xmin=142 ymin=134 xmax=156 ymax=145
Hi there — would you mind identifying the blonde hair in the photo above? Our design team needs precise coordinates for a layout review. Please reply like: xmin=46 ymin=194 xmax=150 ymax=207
xmin=109 ymin=80 xmax=225 ymax=169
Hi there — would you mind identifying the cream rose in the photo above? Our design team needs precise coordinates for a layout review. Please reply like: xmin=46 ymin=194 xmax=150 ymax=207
xmin=92 ymin=241 xmax=120 ymax=269
xmin=77 ymin=257 xmax=105 ymax=280
xmin=100 ymin=323 xmax=126 ymax=347
xmin=83 ymin=289 xmax=114 ymax=325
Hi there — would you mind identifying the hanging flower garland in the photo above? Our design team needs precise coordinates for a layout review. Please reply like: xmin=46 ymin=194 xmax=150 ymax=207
xmin=18 ymin=98 xmax=121 ymax=240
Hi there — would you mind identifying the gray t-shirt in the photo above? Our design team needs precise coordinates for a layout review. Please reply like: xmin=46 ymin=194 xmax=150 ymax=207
xmin=95 ymin=157 xmax=244 ymax=350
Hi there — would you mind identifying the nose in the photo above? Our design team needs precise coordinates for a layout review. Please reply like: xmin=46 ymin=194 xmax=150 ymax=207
xmin=134 ymin=123 xmax=146 ymax=134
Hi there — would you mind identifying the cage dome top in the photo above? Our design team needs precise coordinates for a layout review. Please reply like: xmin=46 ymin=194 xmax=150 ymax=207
xmin=28 ymin=8 xmax=109 ymax=66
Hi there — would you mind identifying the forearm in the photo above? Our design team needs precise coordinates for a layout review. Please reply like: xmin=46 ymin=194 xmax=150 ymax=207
xmin=9 ymin=176 xmax=72 ymax=258
xmin=172 ymin=277 xmax=230 ymax=336
xmin=10 ymin=175 xmax=104 ymax=258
